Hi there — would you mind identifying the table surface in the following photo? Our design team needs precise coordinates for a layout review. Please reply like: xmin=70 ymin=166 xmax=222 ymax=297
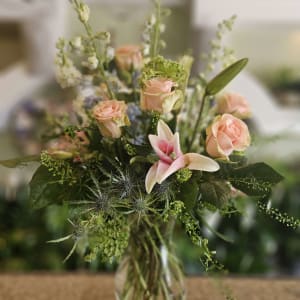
xmin=0 ymin=273 xmax=299 ymax=300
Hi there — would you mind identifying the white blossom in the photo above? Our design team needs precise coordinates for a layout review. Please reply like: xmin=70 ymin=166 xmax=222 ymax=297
xmin=71 ymin=36 xmax=82 ymax=50
xmin=149 ymin=14 xmax=156 ymax=26
xmin=56 ymin=58 xmax=82 ymax=88
xmin=159 ymin=24 xmax=166 ymax=33
xmin=79 ymin=4 xmax=90 ymax=23
xmin=87 ymin=55 xmax=99 ymax=70
xmin=106 ymin=47 xmax=115 ymax=61
xmin=143 ymin=44 xmax=150 ymax=56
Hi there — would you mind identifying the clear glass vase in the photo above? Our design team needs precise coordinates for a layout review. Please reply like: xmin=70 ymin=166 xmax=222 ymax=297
xmin=115 ymin=219 xmax=186 ymax=300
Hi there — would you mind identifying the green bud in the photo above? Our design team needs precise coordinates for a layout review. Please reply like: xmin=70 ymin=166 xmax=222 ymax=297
xmin=49 ymin=150 xmax=74 ymax=160
xmin=176 ymin=168 xmax=192 ymax=183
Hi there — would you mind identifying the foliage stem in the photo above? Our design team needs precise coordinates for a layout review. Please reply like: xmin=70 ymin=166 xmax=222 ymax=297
xmin=187 ymin=92 xmax=208 ymax=152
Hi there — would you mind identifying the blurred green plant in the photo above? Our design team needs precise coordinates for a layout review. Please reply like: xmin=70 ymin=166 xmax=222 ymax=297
xmin=0 ymin=186 xmax=116 ymax=272
xmin=175 ymin=162 xmax=300 ymax=275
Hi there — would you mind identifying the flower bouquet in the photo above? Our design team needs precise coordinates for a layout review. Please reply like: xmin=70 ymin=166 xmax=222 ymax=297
xmin=1 ymin=1 xmax=299 ymax=299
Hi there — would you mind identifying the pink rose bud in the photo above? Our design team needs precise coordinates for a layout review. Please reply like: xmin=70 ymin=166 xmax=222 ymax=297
xmin=206 ymin=114 xmax=251 ymax=159
xmin=93 ymin=100 xmax=129 ymax=139
xmin=115 ymin=45 xmax=143 ymax=71
xmin=141 ymin=77 xmax=182 ymax=114
xmin=216 ymin=92 xmax=251 ymax=119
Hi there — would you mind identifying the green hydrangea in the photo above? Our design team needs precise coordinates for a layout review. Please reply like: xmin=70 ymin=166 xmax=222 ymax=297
xmin=83 ymin=213 xmax=130 ymax=262
xmin=141 ymin=56 xmax=187 ymax=88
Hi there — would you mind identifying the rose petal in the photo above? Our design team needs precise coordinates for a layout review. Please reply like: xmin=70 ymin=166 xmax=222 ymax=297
xmin=162 ymin=91 xmax=181 ymax=114
xmin=184 ymin=153 xmax=219 ymax=172
xmin=206 ymin=135 xmax=225 ymax=158
xmin=216 ymin=131 xmax=234 ymax=156
xmin=100 ymin=121 xmax=121 ymax=139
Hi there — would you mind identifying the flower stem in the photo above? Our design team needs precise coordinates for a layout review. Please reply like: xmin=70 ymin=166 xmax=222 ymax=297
xmin=187 ymin=92 xmax=208 ymax=152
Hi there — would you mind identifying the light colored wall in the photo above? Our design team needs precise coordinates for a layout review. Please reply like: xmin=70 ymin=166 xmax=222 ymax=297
xmin=66 ymin=2 xmax=190 ymax=57
xmin=229 ymin=25 xmax=300 ymax=76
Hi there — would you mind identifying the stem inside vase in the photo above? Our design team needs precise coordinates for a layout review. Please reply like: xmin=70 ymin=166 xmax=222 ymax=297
xmin=115 ymin=219 xmax=186 ymax=300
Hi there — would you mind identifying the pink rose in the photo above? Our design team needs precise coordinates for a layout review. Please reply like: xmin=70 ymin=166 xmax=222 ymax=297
xmin=47 ymin=136 xmax=75 ymax=159
xmin=93 ymin=100 xmax=129 ymax=138
xmin=115 ymin=45 xmax=143 ymax=71
xmin=141 ymin=78 xmax=182 ymax=114
xmin=206 ymin=114 xmax=251 ymax=159
xmin=216 ymin=92 xmax=251 ymax=119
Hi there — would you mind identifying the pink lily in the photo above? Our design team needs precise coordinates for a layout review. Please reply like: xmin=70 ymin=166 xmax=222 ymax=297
xmin=145 ymin=120 xmax=220 ymax=193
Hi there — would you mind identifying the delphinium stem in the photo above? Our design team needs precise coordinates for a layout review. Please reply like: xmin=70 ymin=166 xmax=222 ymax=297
xmin=150 ymin=0 xmax=161 ymax=58
xmin=83 ymin=22 xmax=115 ymax=99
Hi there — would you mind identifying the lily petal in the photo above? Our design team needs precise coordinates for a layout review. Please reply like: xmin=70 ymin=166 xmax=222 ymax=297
xmin=157 ymin=120 xmax=173 ymax=141
xmin=157 ymin=156 xmax=186 ymax=184
xmin=156 ymin=160 xmax=172 ymax=183
xmin=145 ymin=162 xmax=159 ymax=194
xmin=173 ymin=132 xmax=183 ymax=157
xmin=184 ymin=153 xmax=219 ymax=172
xmin=149 ymin=134 xmax=173 ymax=163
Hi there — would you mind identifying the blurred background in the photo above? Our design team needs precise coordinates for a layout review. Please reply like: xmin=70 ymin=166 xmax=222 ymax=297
xmin=0 ymin=0 xmax=299 ymax=275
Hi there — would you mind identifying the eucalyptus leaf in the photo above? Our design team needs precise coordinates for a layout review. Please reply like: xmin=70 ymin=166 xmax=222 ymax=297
xmin=206 ymin=58 xmax=248 ymax=95
xmin=0 ymin=155 xmax=40 ymax=168
xmin=178 ymin=179 xmax=199 ymax=211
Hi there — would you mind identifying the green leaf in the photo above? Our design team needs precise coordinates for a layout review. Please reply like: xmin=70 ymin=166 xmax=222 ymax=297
xmin=200 ymin=180 xmax=231 ymax=208
xmin=178 ymin=179 xmax=199 ymax=211
xmin=29 ymin=165 xmax=67 ymax=209
xmin=228 ymin=162 xmax=284 ymax=196
xmin=205 ymin=58 xmax=248 ymax=95
xmin=0 ymin=155 xmax=40 ymax=168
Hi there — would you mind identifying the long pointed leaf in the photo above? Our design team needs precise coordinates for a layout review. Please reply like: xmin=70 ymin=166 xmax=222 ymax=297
xmin=63 ymin=241 xmax=78 ymax=263
xmin=0 ymin=155 xmax=40 ymax=168
xmin=206 ymin=58 xmax=248 ymax=95
xmin=47 ymin=234 xmax=73 ymax=244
